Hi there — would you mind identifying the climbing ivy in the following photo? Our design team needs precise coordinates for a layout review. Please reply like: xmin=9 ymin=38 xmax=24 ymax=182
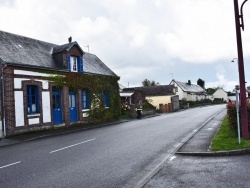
xmin=47 ymin=72 xmax=121 ymax=122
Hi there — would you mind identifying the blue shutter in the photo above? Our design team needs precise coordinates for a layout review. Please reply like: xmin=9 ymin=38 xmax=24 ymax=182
xmin=86 ymin=90 xmax=90 ymax=108
xmin=67 ymin=54 xmax=71 ymax=72
xmin=103 ymin=92 xmax=109 ymax=107
xmin=106 ymin=93 xmax=110 ymax=107
xmin=36 ymin=86 xmax=40 ymax=113
xmin=102 ymin=92 xmax=105 ymax=107
xmin=78 ymin=57 xmax=83 ymax=72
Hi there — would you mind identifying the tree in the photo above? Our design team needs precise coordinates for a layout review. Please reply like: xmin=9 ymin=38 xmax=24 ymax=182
xmin=206 ymin=87 xmax=217 ymax=95
xmin=197 ymin=78 xmax=205 ymax=88
xmin=142 ymin=79 xmax=159 ymax=86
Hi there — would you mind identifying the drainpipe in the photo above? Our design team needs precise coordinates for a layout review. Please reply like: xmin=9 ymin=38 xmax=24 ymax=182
xmin=0 ymin=58 xmax=7 ymax=138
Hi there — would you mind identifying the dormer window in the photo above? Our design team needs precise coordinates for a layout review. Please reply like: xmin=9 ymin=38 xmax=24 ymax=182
xmin=71 ymin=56 xmax=78 ymax=72
xmin=67 ymin=55 xmax=83 ymax=72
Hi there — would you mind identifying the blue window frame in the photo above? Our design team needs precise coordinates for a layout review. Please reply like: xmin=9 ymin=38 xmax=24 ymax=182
xmin=103 ymin=92 xmax=110 ymax=108
xmin=27 ymin=85 xmax=40 ymax=114
xmin=67 ymin=54 xmax=83 ymax=72
xmin=82 ymin=90 xmax=90 ymax=109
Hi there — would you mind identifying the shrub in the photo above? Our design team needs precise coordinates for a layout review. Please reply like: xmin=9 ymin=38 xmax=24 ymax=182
xmin=227 ymin=101 xmax=250 ymax=136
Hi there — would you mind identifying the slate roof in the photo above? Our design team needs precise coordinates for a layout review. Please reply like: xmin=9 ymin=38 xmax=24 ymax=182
xmin=52 ymin=41 xmax=84 ymax=54
xmin=173 ymin=80 xmax=205 ymax=93
xmin=122 ymin=85 xmax=175 ymax=96
xmin=83 ymin=52 xmax=117 ymax=76
xmin=0 ymin=30 xmax=117 ymax=77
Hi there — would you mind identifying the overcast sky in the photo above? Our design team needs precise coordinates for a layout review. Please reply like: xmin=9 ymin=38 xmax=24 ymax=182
xmin=1 ymin=0 xmax=250 ymax=91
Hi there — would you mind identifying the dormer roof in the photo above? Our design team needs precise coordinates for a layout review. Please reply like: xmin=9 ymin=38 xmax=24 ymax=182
xmin=52 ymin=41 xmax=84 ymax=54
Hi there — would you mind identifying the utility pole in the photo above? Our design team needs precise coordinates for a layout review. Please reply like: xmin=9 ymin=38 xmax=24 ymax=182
xmin=233 ymin=0 xmax=248 ymax=139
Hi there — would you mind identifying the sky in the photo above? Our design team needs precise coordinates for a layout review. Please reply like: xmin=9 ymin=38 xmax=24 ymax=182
xmin=0 ymin=0 xmax=250 ymax=91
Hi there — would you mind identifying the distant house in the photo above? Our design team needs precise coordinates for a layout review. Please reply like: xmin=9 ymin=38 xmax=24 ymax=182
xmin=213 ymin=88 xmax=228 ymax=102
xmin=228 ymin=87 xmax=250 ymax=102
xmin=0 ymin=30 xmax=120 ymax=138
xmin=170 ymin=80 xmax=207 ymax=101
xmin=120 ymin=85 xmax=179 ymax=111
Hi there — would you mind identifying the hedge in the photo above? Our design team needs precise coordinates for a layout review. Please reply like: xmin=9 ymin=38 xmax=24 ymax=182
xmin=227 ymin=101 xmax=250 ymax=136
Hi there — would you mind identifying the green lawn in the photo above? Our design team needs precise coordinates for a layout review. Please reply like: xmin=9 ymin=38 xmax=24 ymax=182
xmin=211 ymin=115 xmax=250 ymax=151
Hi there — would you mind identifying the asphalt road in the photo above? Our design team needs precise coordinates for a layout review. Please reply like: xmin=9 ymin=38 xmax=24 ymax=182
xmin=0 ymin=105 xmax=225 ymax=188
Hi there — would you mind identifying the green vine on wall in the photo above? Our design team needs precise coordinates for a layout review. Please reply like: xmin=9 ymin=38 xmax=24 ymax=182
xmin=47 ymin=72 xmax=121 ymax=122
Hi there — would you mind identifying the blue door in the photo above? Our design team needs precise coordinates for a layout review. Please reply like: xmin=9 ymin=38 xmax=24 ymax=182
xmin=53 ymin=92 xmax=63 ymax=124
xmin=69 ymin=92 xmax=77 ymax=122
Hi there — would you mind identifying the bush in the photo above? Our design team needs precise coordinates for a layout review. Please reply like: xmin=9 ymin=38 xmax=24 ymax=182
xmin=227 ymin=101 xmax=250 ymax=136
xmin=179 ymin=99 xmax=213 ymax=109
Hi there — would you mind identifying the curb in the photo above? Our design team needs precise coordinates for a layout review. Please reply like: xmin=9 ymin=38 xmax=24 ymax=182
xmin=176 ymin=148 xmax=250 ymax=156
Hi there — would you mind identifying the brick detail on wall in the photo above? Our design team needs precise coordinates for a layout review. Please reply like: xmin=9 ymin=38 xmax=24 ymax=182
xmin=5 ymin=67 xmax=15 ymax=135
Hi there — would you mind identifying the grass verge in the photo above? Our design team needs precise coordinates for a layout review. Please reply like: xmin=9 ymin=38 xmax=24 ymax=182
xmin=211 ymin=115 xmax=250 ymax=151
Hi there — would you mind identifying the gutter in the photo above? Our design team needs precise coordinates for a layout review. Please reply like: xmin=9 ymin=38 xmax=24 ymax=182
xmin=0 ymin=58 xmax=7 ymax=138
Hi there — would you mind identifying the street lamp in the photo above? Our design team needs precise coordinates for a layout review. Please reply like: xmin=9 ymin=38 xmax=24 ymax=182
xmin=233 ymin=0 xmax=248 ymax=139
xmin=231 ymin=58 xmax=239 ymax=72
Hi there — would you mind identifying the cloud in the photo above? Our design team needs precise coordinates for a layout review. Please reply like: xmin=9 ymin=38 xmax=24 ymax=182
xmin=0 ymin=0 xmax=249 ymax=91
xmin=206 ymin=73 xmax=238 ymax=91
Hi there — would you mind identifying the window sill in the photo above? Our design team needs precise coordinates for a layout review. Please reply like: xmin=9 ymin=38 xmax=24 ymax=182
xmin=28 ymin=113 xmax=40 ymax=117
xmin=82 ymin=109 xmax=90 ymax=112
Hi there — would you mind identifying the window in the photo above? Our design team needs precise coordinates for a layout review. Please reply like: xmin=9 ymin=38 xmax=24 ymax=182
xmin=67 ymin=55 xmax=83 ymax=72
xmin=27 ymin=85 xmax=40 ymax=114
xmin=103 ymin=92 xmax=110 ymax=108
xmin=82 ymin=90 xmax=90 ymax=109
xmin=70 ymin=56 xmax=78 ymax=72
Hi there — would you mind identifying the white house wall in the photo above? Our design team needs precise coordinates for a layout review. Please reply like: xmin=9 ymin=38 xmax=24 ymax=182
xmin=14 ymin=78 xmax=29 ymax=89
xmin=176 ymin=87 xmax=185 ymax=100
xmin=42 ymin=92 xmax=51 ymax=123
xmin=15 ymin=91 xmax=25 ymax=127
xmin=213 ymin=89 xmax=228 ymax=101
xmin=14 ymin=78 xmax=49 ymax=90
xmin=14 ymin=70 xmax=52 ymax=77
xmin=29 ymin=118 xmax=39 ymax=125
xmin=14 ymin=74 xmax=52 ymax=127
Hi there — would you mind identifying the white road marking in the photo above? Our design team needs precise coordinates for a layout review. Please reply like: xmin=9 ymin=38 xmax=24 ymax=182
xmin=170 ymin=156 xmax=176 ymax=161
xmin=0 ymin=161 xmax=21 ymax=169
xmin=50 ymin=138 xmax=96 ymax=154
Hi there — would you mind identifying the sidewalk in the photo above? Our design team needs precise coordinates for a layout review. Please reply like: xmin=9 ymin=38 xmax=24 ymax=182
xmin=176 ymin=109 xmax=250 ymax=156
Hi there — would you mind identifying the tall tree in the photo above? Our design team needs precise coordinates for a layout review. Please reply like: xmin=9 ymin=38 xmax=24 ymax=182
xmin=142 ymin=79 xmax=159 ymax=86
xmin=197 ymin=78 xmax=205 ymax=88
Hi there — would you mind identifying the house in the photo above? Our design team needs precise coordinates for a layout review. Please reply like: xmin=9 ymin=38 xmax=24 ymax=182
xmin=121 ymin=85 xmax=179 ymax=111
xmin=228 ymin=87 xmax=249 ymax=102
xmin=213 ymin=88 xmax=228 ymax=102
xmin=0 ymin=30 xmax=120 ymax=138
xmin=170 ymin=80 xmax=207 ymax=101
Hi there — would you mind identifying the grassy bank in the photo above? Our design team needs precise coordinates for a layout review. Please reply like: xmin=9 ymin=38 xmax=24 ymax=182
xmin=211 ymin=115 xmax=250 ymax=151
